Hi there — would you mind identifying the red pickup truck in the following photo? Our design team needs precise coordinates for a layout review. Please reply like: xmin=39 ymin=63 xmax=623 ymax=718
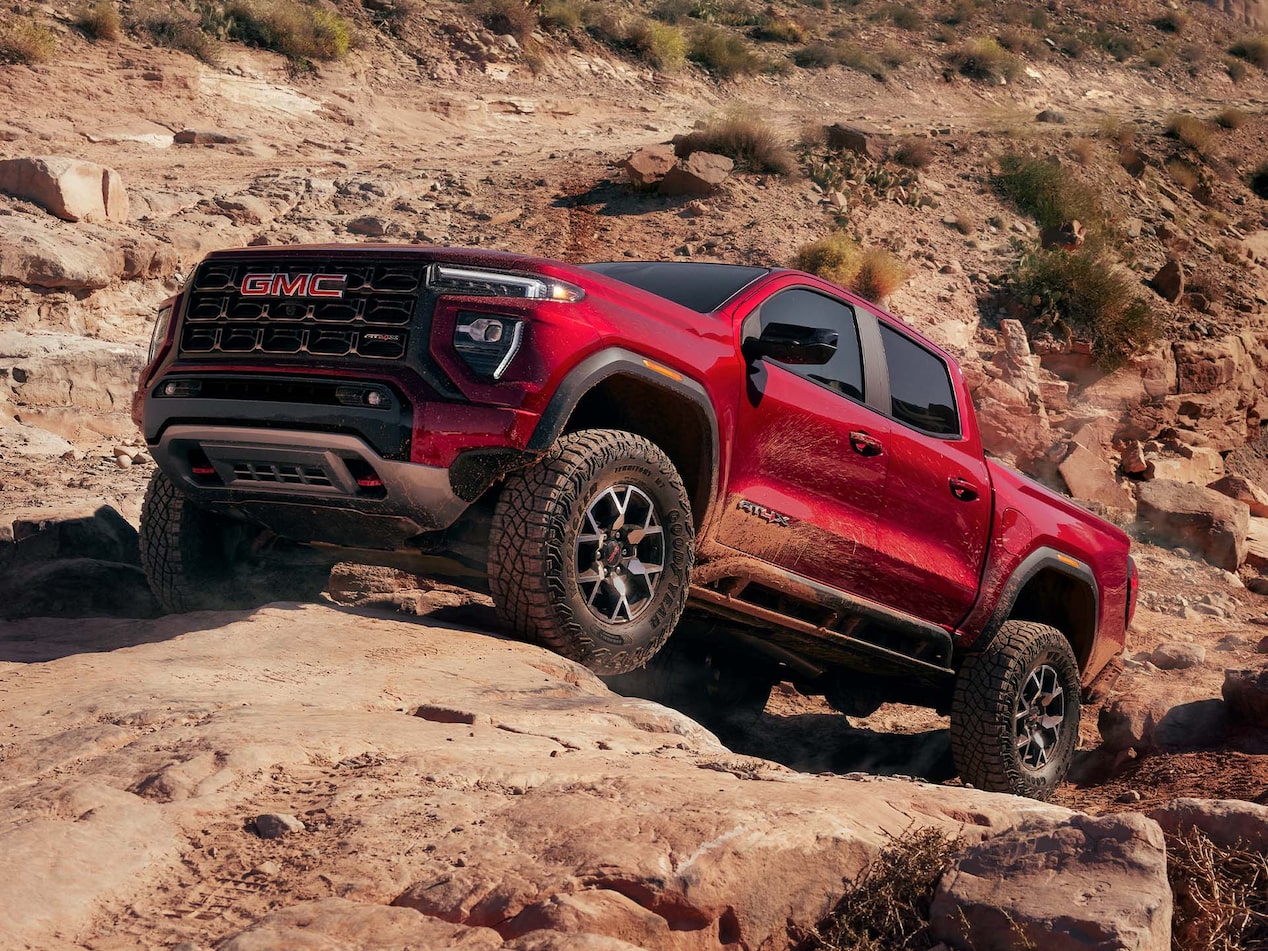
xmin=133 ymin=246 xmax=1136 ymax=798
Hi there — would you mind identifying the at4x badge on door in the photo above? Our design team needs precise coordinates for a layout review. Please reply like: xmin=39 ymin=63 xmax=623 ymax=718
xmin=737 ymin=499 xmax=791 ymax=527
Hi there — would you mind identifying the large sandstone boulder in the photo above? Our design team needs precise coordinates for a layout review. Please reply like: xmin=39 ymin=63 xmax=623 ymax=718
xmin=1150 ymin=446 xmax=1224 ymax=486
xmin=0 ymin=215 xmax=125 ymax=290
xmin=930 ymin=812 xmax=1172 ymax=951
xmin=659 ymin=152 xmax=733 ymax=196
xmin=1208 ymin=474 xmax=1268 ymax=517
xmin=1147 ymin=798 xmax=1268 ymax=851
xmin=1222 ymin=667 xmax=1268 ymax=725
xmin=621 ymin=145 xmax=676 ymax=189
xmin=0 ymin=155 xmax=129 ymax=223
xmin=1135 ymin=479 xmax=1249 ymax=570
xmin=1204 ymin=0 xmax=1268 ymax=28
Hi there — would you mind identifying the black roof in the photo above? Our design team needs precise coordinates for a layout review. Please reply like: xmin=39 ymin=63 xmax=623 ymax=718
xmin=580 ymin=261 xmax=769 ymax=313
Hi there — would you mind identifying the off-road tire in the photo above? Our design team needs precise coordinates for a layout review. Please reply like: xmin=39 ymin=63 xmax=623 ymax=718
xmin=140 ymin=469 xmax=329 ymax=613
xmin=488 ymin=428 xmax=693 ymax=676
xmin=950 ymin=620 xmax=1081 ymax=800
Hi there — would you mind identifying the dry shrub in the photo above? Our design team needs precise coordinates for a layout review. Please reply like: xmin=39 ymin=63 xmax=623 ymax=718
xmin=628 ymin=18 xmax=685 ymax=70
xmin=1143 ymin=44 xmax=1174 ymax=68
xmin=77 ymin=0 xmax=122 ymax=40
xmin=0 ymin=15 xmax=57 ymax=63
xmin=951 ymin=36 xmax=1020 ymax=82
xmin=1216 ymin=107 xmax=1248 ymax=130
xmin=1167 ymin=113 xmax=1217 ymax=155
xmin=1168 ymin=829 xmax=1268 ymax=951
xmin=133 ymin=6 xmax=218 ymax=62
xmin=675 ymin=112 xmax=794 ymax=175
xmin=997 ymin=25 xmax=1041 ymax=56
xmin=1230 ymin=34 xmax=1268 ymax=69
xmin=689 ymin=25 xmax=764 ymax=78
xmin=802 ymin=827 xmax=962 ymax=950
xmin=751 ymin=14 xmax=805 ymax=44
xmin=1166 ymin=157 xmax=1201 ymax=192
xmin=1068 ymin=138 xmax=1095 ymax=164
xmin=538 ymin=0 xmax=582 ymax=32
xmin=1226 ymin=56 xmax=1249 ymax=82
xmin=474 ymin=0 xmax=535 ymax=41
xmin=893 ymin=137 xmax=934 ymax=169
xmin=794 ymin=39 xmax=886 ymax=79
xmin=1154 ymin=10 xmax=1188 ymax=33
xmin=854 ymin=248 xmax=909 ymax=302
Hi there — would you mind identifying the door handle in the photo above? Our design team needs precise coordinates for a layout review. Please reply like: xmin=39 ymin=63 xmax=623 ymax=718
xmin=949 ymin=477 xmax=979 ymax=501
xmin=849 ymin=431 xmax=884 ymax=457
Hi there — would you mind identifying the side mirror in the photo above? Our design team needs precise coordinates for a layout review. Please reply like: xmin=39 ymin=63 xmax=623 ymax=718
xmin=742 ymin=322 xmax=838 ymax=366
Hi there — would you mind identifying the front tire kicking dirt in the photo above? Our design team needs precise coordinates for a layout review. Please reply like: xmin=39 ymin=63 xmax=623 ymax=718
xmin=140 ymin=469 xmax=329 ymax=613
xmin=950 ymin=620 xmax=1081 ymax=800
xmin=488 ymin=429 xmax=694 ymax=676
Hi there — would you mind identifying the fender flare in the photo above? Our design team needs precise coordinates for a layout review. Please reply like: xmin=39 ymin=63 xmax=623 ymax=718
xmin=972 ymin=546 xmax=1101 ymax=663
xmin=527 ymin=346 xmax=721 ymax=512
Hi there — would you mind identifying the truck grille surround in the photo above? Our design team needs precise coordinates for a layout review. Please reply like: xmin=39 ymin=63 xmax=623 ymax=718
xmin=180 ymin=258 xmax=428 ymax=362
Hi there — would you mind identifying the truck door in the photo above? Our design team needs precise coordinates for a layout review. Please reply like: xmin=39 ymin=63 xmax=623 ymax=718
xmin=717 ymin=287 xmax=893 ymax=596
xmin=870 ymin=321 xmax=993 ymax=627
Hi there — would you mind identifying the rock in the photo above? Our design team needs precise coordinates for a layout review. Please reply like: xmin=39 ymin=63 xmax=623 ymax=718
xmin=254 ymin=814 xmax=305 ymax=839
xmin=1098 ymin=689 xmax=1228 ymax=753
xmin=1121 ymin=441 xmax=1149 ymax=475
xmin=1098 ymin=695 xmax=1168 ymax=753
xmin=930 ymin=812 xmax=1172 ymax=951
xmin=0 ymin=215 xmax=124 ymax=290
xmin=0 ymin=558 xmax=161 ymax=620
xmin=659 ymin=152 xmax=734 ymax=197
xmin=1259 ymin=635 xmax=1268 ymax=653
xmin=173 ymin=130 xmax=244 ymax=145
xmin=1147 ymin=798 xmax=1268 ymax=851
xmin=1203 ymin=0 xmax=1268 ymax=31
xmin=1149 ymin=642 xmax=1206 ymax=669
xmin=1135 ymin=479 xmax=1249 ymax=570
xmin=1150 ymin=259 xmax=1185 ymax=302
xmin=825 ymin=123 xmax=889 ymax=161
xmin=348 ymin=215 xmax=390 ymax=237
xmin=8 ymin=504 xmax=140 ymax=567
xmin=1040 ymin=219 xmax=1085 ymax=250
xmin=0 ymin=156 xmax=128 ymax=223
xmin=621 ymin=145 xmax=676 ymax=188
xmin=220 ymin=898 xmax=504 ymax=950
xmin=1246 ymin=518 xmax=1268 ymax=570
xmin=1060 ymin=443 xmax=1135 ymax=512
xmin=1208 ymin=474 xmax=1268 ymax=517
xmin=1035 ymin=109 xmax=1067 ymax=123
xmin=0 ymin=421 xmax=74 ymax=457
xmin=1150 ymin=447 xmax=1225 ymax=486
xmin=1119 ymin=147 xmax=1147 ymax=177
xmin=1222 ymin=667 xmax=1268 ymax=724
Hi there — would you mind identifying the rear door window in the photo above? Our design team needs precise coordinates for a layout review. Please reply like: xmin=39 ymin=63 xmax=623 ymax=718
xmin=878 ymin=323 xmax=960 ymax=437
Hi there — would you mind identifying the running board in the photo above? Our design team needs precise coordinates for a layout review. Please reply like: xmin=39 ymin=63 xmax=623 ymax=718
xmin=688 ymin=575 xmax=955 ymax=681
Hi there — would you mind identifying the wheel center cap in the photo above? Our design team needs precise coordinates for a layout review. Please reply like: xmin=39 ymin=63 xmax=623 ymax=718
xmin=602 ymin=541 xmax=624 ymax=568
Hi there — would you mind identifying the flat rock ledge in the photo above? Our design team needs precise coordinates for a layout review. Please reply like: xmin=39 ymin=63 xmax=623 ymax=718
xmin=0 ymin=604 xmax=1163 ymax=950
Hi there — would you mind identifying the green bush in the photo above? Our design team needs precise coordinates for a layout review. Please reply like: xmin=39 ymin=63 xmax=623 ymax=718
xmin=629 ymin=18 xmax=686 ymax=69
xmin=996 ymin=154 xmax=1104 ymax=231
xmin=1230 ymin=33 xmax=1268 ymax=68
xmin=538 ymin=0 xmax=582 ymax=32
xmin=796 ymin=232 xmax=863 ymax=288
xmin=793 ymin=39 xmax=886 ymax=79
xmin=224 ymin=0 xmax=352 ymax=60
xmin=0 ymin=15 xmax=57 ymax=63
xmin=951 ymin=36 xmax=1020 ymax=82
xmin=1012 ymin=247 xmax=1158 ymax=369
xmin=77 ymin=0 xmax=122 ymax=40
xmin=689 ymin=25 xmax=764 ymax=77
xmin=675 ymin=112 xmax=794 ymax=174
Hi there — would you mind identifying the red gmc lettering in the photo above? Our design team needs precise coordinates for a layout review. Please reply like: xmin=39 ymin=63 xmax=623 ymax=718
xmin=239 ymin=273 xmax=347 ymax=299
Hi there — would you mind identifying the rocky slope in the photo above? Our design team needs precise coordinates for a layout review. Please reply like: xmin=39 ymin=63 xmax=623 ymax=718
xmin=2 ymin=0 xmax=1268 ymax=947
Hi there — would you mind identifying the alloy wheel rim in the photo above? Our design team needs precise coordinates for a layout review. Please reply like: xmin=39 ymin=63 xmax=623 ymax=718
xmin=574 ymin=483 xmax=666 ymax=624
xmin=1014 ymin=662 xmax=1066 ymax=772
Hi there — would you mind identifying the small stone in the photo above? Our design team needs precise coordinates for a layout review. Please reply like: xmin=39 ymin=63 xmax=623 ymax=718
xmin=1150 ymin=642 xmax=1206 ymax=669
xmin=1258 ymin=635 xmax=1268 ymax=654
xmin=348 ymin=216 xmax=389 ymax=237
xmin=255 ymin=813 xmax=305 ymax=839
xmin=114 ymin=454 xmax=133 ymax=469
xmin=1035 ymin=109 xmax=1067 ymax=124
xmin=250 ymin=861 xmax=282 ymax=877
xmin=1117 ymin=790 xmax=1142 ymax=803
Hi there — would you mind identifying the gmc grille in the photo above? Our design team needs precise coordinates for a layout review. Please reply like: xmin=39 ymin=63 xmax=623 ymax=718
xmin=180 ymin=259 xmax=426 ymax=361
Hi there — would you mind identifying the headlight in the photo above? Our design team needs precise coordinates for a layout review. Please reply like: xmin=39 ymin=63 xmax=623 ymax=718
xmin=429 ymin=264 xmax=584 ymax=302
xmin=147 ymin=301 xmax=174 ymax=365
xmin=454 ymin=312 xmax=524 ymax=379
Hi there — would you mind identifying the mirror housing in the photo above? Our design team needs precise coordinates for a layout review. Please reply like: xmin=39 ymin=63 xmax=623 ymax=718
xmin=742 ymin=323 xmax=838 ymax=366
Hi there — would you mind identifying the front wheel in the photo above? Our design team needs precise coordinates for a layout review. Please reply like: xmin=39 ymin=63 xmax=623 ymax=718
xmin=488 ymin=429 xmax=694 ymax=675
xmin=949 ymin=620 xmax=1081 ymax=800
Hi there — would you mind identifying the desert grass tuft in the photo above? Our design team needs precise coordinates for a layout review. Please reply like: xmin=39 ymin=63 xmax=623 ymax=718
xmin=1230 ymin=34 xmax=1268 ymax=69
xmin=223 ymin=0 xmax=353 ymax=60
xmin=0 ymin=15 xmax=57 ymax=63
xmin=1167 ymin=828 xmax=1268 ymax=951
xmin=1215 ymin=107 xmax=1248 ymax=130
xmin=474 ymin=0 xmax=536 ymax=41
xmin=853 ymin=248 xmax=909 ymax=302
xmin=77 ymin=0 xmax=122 ymax=40
xmin=675 ymin=111 xmax=794 ymax=175
xmin=689 ymin=25 xmax=765 ymax=78
xmin=951 ymin=36 xmax=1020 ymax=83
xmin=892 ymin=137 xmax=934 ymax=169
xmin=1167 ymin=113 xmax=1218 ymax=154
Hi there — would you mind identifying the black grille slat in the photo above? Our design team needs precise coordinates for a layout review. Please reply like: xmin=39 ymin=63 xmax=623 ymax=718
xmin=231 ymin=461 xmax=334 ymax=487
xmin=180 ymin=258 xmax=427 ymax=362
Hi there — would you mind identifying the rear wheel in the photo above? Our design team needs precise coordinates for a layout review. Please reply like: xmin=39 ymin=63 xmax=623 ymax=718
xmin=488 ymin=429 xmax=693 ymax=675
xmin=140 ymin=469 xmax=329 ymax=613
xmin=950 ymin=620 xmax=1081 ymax=799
